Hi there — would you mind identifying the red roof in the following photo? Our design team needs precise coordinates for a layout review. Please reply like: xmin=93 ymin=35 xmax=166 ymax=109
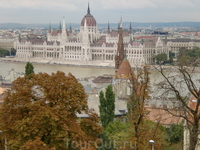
xmin=81 ymin=14 xmax=97 ymax=26
xmin=146 ymin=107 xmax=183 ymax=125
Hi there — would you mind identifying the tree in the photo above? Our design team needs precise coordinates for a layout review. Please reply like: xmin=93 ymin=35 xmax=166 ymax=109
xmin=155 ymin=64 xmax=200 ymax=150
xmin=155 ymin=53 xmax=167 ymax=64
xmin=25 ymin=62 xmax=34 ymax=76
xmin=0 ymin=71 xmax=102 ymax=150
xmin=177 ymin=47 xmax=200 ymax=65
xmin=165 ymin=122 xmax=184 ymax=144
xmin=11 ymin=48 xmax=16 ymax=56
xmin=0 ymin=48 xmax=10 ymax=57
xmin=99 ymin=84 xmax=115 ymax=129
xmin=127 ymin=65 xmax=151 ymax=150
xmin=98 ymin=85 xmax=115 ymax=150
xmin=169 ymin=51 xmax=175 ymax=63
xmin=103 ymin=120 xmax=132 ymax=149
xmin=127 ymin=66 xmax=167 ymax=150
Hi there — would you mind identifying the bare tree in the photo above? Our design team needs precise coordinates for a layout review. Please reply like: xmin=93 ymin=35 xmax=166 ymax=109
xmin=155 ymin=65 xmax=200 ymax=150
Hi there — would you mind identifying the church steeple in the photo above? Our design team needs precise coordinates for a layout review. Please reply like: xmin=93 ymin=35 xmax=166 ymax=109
xmin=115 ymin=17 xmax=125 ymax=77
xmin=87 ymin=2 xmax=90 ymax=14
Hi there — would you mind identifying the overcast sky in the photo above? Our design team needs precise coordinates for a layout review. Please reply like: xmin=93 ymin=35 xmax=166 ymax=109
xmin=0 ymin=0 xmax=200 ymax=24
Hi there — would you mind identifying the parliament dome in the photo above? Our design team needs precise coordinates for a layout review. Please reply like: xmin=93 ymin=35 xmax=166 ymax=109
xmin=81 ymin=4 xmax=97 ymax=26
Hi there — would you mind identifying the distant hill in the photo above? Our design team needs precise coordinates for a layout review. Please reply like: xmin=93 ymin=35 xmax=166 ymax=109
xmin=0 ymin=22 xmax=200 ymax=29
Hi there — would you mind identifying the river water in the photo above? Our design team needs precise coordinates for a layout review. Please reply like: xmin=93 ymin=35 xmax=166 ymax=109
xmin=1 ymin=61 xmax=200 ymax=96
xmin=0 ymin=61 xmax=115 ymax=79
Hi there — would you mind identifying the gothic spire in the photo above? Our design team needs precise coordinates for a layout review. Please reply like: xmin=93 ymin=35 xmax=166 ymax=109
xmin=120 ymin=16 xmax=122 ymax=28
xmin=70 ymin=23 xmax=72 ymax=32
xmin=62 ymin=17 xmax=67 ymax=35
xmin=18 ymin=33 xmax=21 ymax=42
xmin=87 ymin=2 xmax=90 ymax=14
xmin=62 ymin=17 xmax=66 ymax=29
xmin=141 ymin=38 xmax=144 ymax=45
xmin=48 ymin=23 xmax=51 ymax=33
xmin=129 ymin=22 xmax=132 ymax=34
xmin=107 ymin=22 xmax=110 ymax=34
xmin=115 ymin=17 xmax=125 ymax=77
xmin=59 ymin=21 xmax=62 ymax=32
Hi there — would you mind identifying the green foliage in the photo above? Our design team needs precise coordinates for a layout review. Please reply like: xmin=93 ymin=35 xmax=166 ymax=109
xmin=165 ymin=123 xmax=184 ymax=144
xmin=169 ymin=51 xmax=175 ymax=63
xmin=11 ymin=48 xmax=16 ymax=56
xmin=99 ymin=85 xmax=115 ymax=129
xmin=169 ymin=51 xmax=175 ymax=58
xmin=178 ymin=47 xmax=200 ymax=65
xmin=155 ymin=53 xmax=168 ymax=64
xmin=25 ymin=62 xmax=34 ymax=76
xmin=99 ymin=85 xmax=115 ymax=150
xmin=0 ymin=48 xmax=10 ymax=57
xmin=103 ymin=120 xmax=131 ymax=149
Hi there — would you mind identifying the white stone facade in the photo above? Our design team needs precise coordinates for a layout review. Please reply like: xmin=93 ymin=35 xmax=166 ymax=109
xmin=14 ymin=7 xmax=200 ymax=67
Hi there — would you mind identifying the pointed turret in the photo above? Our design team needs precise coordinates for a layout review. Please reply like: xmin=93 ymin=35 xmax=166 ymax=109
xmin=18 ymin=33 xmax=21 ymax=42
xmin=69 ymin=23 xmax=72 ymax=33
xmin=62 ymin=17 xmax=66 ymax=33
xmin=48 ymin=23 xmax=51 ymax=33
xmin=59 ymin=22 xmax=62 ymax=33
xmin=115 ymin=17 xmax=125 ymax=77
xmin=62 ymin=17 xmax=68 ymax=42
xmin=87 ymin=2 xmax=90 ymax=15
xmin=129 ymin=22 xmax=132 ymax=34
xmin=120 ymin=16 xmax=122 ymax=28
xmin=141 ymin=38 xmax=144 ymax=45
xmin=107 ymin=22 xmax=110 ymax=34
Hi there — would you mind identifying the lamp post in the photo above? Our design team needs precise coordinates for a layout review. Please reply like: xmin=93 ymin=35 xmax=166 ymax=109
xmin=149 ymin=140 xmax=154 ymax=150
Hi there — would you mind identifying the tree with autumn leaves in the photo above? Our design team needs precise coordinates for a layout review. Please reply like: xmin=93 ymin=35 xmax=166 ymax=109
xmin=126 ymin=66 xmax=167 ymax=150
xmin=0 ymin=71 xmax=102 ymax=150
xmin=99 ymin=66 xmax=167 ymax=150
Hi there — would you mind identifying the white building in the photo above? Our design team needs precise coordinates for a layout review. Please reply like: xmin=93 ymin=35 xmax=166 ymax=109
xmin=14 ymin=4 xmax=200 ymax=67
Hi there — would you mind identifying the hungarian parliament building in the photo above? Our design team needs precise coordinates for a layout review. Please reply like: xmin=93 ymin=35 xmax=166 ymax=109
xmin=14 ymin=5 xmax=200 ymax=67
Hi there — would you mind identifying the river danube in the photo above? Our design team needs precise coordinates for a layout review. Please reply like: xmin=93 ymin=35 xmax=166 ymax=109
xmin=0 ymin=61 xmax=115 ymax=79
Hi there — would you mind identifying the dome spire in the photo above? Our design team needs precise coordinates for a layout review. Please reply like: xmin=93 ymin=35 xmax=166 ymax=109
xmin=87 ymin=2 xmax=90 ymax=14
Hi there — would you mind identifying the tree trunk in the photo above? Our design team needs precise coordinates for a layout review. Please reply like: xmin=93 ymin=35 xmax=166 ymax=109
xmin=189 ymin=125 xmax=198 ymax=150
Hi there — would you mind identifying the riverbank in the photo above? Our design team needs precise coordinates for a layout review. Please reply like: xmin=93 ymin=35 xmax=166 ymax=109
xmin=1 ymin=57 xmax=200 ymax=72
xmin=0 ymin=57 xmax=115 ymax=69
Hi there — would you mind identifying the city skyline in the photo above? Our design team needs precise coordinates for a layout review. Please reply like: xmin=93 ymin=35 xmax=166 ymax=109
xmin=0 ymin=0 xmax=200 ymax=24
